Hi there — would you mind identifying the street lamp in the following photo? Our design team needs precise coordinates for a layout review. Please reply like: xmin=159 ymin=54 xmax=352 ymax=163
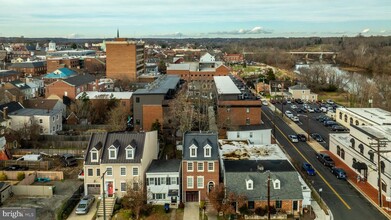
xmin=369 ymin=97 xmax=373 ymax=108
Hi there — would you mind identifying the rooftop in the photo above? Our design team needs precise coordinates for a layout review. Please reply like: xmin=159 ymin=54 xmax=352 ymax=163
xmin=219 ymin=140 xmax=287 ymax=160
xmin=224 ymin=160 xmax=295 ymax=172
xmin=340 ymin=108 xmax=391 ymax=126
xmin=63 ymin=74 xmax=95 ymax=87
xmin=146 ymin=159 xmax=181 ymax=173
xmin=75 ymin=92 xmax=133 ymax=100
xmin=289 ymin=84 xmax=309 ymax=90
xmin=44 ymin=68 xmax=78 ymax=79
xmin=214 ymin=76 xmax=241 ymax=95
xmin=133 ymin=75 xmax=180 ymax=95
xmin=10 ymin=61 xmax=46 ymax=68
xmin=8 ymin=108 xmax=61 ymax=116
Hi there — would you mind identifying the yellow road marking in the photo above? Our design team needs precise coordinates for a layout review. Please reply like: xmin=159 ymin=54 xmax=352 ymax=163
xmin=263 ymin=111 xmax=351 ymax=210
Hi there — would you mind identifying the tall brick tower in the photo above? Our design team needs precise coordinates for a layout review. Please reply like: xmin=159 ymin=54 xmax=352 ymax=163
xmin=105 ymin=34 xmax=145 ymax=82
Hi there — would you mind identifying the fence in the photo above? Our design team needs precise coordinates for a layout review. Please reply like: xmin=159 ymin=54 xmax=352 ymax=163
xmin=57 ymin=184 xmax=84 ymax=220
xmin=0 ymin=160 xmax=51 ymax=170
xmin=11 ymin=148 xmax=86 ymax=157
xmin=12 ymin=185 xmax=54 ymax=197
xmin=2 ymin=171 xmax=63 ymax=181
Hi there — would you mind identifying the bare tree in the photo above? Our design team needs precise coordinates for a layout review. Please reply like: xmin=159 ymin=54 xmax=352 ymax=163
xmin=106 ymin=105 xmax=128 ymax=131
xmin=208 ymin=184 xmax=247 ymax=217
xmin=121 ymin=181 xmax=150 ymax=220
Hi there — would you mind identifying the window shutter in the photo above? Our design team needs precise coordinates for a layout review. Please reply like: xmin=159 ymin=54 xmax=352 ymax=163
xmin=167 ymin=177 xmax=171 ymax=185
xmin=177 ymin=177 xmax=179 ymax=185
xmin=146 ymin=178 xmax=149 ymax=186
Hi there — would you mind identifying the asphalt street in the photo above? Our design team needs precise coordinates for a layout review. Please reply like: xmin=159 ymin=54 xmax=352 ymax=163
xmin=261 ymin=106 xmax=387 ymax=220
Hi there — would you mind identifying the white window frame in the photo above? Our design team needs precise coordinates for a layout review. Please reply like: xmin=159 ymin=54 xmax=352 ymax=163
xmin=120 ymin=166 xmax=126 ymax=176
xmin=125 ymin=145 xmax=134 ymax=159
xmin=274 ymin=179 xmax=281 ymax=189
xmin=187 ymin=162 xmax=193 ymax=172
xmin=90 ymin=150 xmax=98 ymax=162
xmin=120 ymin=181 xmax=127 ymax=192
xmin=198 ymin=162 xmax=204 ymax=172
xmin=189 ymin=144 xmax=197 ymax=157
xmin=187 ymin=176 xmax=194 ymax=189
xmin=106 ymin=167 xmax=113 ymax=176
xmin=87 ymin=168 xmax=93 ymax=176
xmin=197 ymin=176 xmax=204 ymax=189
xmin=132 ymin=167 xmax=139 ymax=176
xmin=204 ymin=144 xmax=212 ymax=157
xmin=246 ymin=179 xmax=253 ymax=190
xmin=208 ymin=162 xmax=214 ymax=172
xmin=108 ymin=146 xmax=116 ymax=159
xmin=171 ymin=177 xmax=177 ymax=185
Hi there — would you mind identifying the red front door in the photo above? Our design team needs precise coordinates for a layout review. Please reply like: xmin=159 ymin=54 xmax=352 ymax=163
xmin=107 ymin=182 xmax=113 ymax=197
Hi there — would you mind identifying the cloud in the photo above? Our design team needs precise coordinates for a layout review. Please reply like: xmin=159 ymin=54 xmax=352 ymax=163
xmin=67 ymin=33 xmax=84 ymax=39
xmin=361 ymin=28 xmax=370 ymax=33
xmin=208 ymin=27 xmax=272 ymax=35
xmin=380 ymin=30 xmax=386 ymax=33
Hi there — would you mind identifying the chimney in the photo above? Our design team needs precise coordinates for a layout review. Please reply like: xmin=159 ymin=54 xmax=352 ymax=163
xmin=2 ymin=107 xmax=8 ymax=119
xmin=257 ymin=164 xmax=264 ymax=172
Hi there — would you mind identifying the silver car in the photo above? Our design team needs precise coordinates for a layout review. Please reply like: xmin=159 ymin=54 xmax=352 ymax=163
xmin=75 ymin=195 xmax=95 ymax=215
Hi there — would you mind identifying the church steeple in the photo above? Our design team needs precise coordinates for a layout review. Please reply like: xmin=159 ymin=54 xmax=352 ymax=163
xmin=117 ymin=28 xmax=119 ymax=38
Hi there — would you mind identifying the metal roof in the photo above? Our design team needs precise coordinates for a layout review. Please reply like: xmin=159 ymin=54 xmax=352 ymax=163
xmin=10 ymin=61 xmax=46 ymax=68
xmin=63 ymin=74 xmax=95 ymax=87
xmin=214 ymin=76 xmax=241 ymax=95
xmin=183 ymin=131 xmax=219 ymax=160
xmin=8 ymin=108 xmax=61 ymax=116
xmin=146 ymin=159 xmax=181 ymax=173
xmin=44 ymin=68 xmax=77 ymax=79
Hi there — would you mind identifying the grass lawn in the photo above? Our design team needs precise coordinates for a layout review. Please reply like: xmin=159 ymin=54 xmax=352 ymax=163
xmin=317 ymin=91 xmax=350 ymax=107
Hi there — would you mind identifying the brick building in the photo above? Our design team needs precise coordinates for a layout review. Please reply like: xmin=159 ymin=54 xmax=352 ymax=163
xmin=43 ymin=68 xmax=78 ymax=84
xmin=83 ymin=57 xmax=106 ymax=75
xmin=182 ymin=131 xmax=220 ymax=203
xmin=222 ymin=53 xmax=244 ymax=64
xmin=9 ymin=61 xmax=47 ymax=77
xmin=132 ymin=75 xmax=180 ymax=131
xmin=0 ymin=70 xmax=23 ymax=84
xmin=45 ymin=74 xmax=97 ymax=100
xmin=46 ymin=57 xmax=80 ymax=73
xmin=75 ymin=91 xmax=133 ymax=114
xmin=214 ymin=75 xmax=262 ymax=137
xmin=106 ymin=39 xmax=145 ymax=81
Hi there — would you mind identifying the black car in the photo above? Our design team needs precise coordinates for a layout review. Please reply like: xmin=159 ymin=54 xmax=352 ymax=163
xmin=311 ymin=133 xmax=324 ymax=142
xmin=323 ymin=120 xmax=338 ymax=127
xmin=5 ymin=165 xmax=28 ymax=171
xmin=331 ymin=125 xmax=347 ymax=132
xmin=297 ymin=134 xmax=307 ymax=142
xmin=60 ymin=154 xmax=78 ymax=167
xmin=313 ymin=108 xmax=321 ymax=113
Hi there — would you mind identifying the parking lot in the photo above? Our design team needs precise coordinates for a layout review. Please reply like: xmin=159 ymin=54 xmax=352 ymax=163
xmin=2 ymin=180 xmax=83 ymax=220
xmin=272 ymin=99 xmax=348 ymax=149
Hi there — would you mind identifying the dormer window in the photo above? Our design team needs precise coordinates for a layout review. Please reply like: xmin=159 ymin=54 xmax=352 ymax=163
xmin=246 ymin=179 xmax=253 ymax=190
xmin=190 ymin=144 xmax=197 ymax=158
xmin=108 ymin=146 xmax=117 ymax=159
xmin=126 ymin=145 xmax=135 ymax=159
xmin=204 ymin=144 xmax=212 ymax=157
xmin=91 ymin=149 xmax=98 ymax=162
xmin=273 ymin=179 xmax=280 ymax=190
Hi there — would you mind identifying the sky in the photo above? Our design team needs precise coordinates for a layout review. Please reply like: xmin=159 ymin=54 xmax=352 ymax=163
xmin=1 ymin=0 xmax=390 ymax=38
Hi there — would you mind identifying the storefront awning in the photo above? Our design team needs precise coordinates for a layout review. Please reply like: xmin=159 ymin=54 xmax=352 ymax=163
xmin=353 ymin=161 xmax=368 ymax=170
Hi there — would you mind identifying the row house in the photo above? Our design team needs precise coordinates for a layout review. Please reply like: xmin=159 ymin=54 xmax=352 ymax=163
xmin=45 ymin=74 xmax=98 ymax=100
xmin=9 ymin=61 xmax=47 ymax=77
xmin=83 ymin=131 xmax=158 ymax=198
xmin=182 ymin=131 xmax=220 ymax=202
xmin=0 ymin=70 xmax=23 ymax=84
xmin=146 ymin=159 xmax=181 ymax=205
xmin=46 ymin=57 xmax=80 ymax=73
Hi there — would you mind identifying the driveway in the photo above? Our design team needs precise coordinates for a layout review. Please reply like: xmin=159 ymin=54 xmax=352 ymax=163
xmin=67 ymin=196 xmax=98 ymax=220
xmin=183 ymin=202 xmax=199 ymax=220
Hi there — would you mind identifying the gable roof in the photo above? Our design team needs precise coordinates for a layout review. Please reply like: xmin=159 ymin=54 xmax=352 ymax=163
xmin=63 ymin=74 xmax=95 ymax=87
xmin=8 ymin=80 xmax=31 ymax=90
xmin=0 ymin=70 xmax=21 ymax=77
xmin=224 ymin=160 xmax=303 ymax=201
xmin=23 ymin=99 xmax=60 ymax=110
xmin=43 ymin=68 xmax=77 ymax=79
xmin=146 ymin=159 xmax=181 ymax=173
xmin=10 ymin=61 xmax=46 ymax=68
xmin=0 ymin=101 xmax=24 ymax=113
xmin=289 ymin=84 xmax=309 ymax=90
xmin=84 ymin=132 xmax=148 ymax=165
xmin=183 ymin=131 xmax=219 ymax=160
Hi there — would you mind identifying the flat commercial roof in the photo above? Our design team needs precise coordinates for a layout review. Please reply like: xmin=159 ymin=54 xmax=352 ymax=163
xmin=75 ymin=92 xmax=133 ymax=100
xmin=343 ymin=108 xmax=391 ymax=126
xmin=214 ymin=76 xmax=241 ymax=95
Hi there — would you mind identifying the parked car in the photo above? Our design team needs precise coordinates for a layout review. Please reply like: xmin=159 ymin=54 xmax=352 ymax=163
xmin=286 ymin=100 xmax=291 ymax=104
xmin=291 ymin=104 xmax=298 ymax=110
xmin=331 ymin=167 xmax=347 ymax=179
xmin=313 ymin=108 xmax=321 ymax=113
xmin=297 ymin=134 xmax=307 ymax=142
xmin=285 ymin=111 xmax=294 ymax=118
xmin=307 ymin=108 xmax=315 ymax=113
xmin=331 ymin=125 xmax=347 ymax=132
xmin=75 ymin=195 xmax=95 ymax=215
xmin=78 ymin=170 xmax=84 ymax=180
xmin=60 ymin=154 xmax=78 ymax=167
xmin=288 ymin=135 xmax=299 ymax=143
xmin=291 ymin=116 xmax=300 ymax=122
xmin=311 ymin=133 xmax=324 ymax=142
xmin=262 ymin=100 xmax=268 ymax=106
xmin=317 ymin=116 xmax=330 ymax=122
xmin=320 ymin=107 xmax=328 ymax=113
xmin=324 ymin=120 xmax=338 ymax=127
xmin=4 ymin=165 xmax=28 ymax=171
xmin=302 ymin=162 xmax=316 ymax=176
xmin=316 ymin=152 xmax=335 ymax=167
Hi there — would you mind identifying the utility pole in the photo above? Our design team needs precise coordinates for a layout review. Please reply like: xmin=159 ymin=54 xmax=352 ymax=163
xmin=267 ymin=171 xmax=271 ymax=220
xmin=369 ymin=137 xmax=391 ymax=208
xmin=101 ymin=170 xmax=108 ymax=220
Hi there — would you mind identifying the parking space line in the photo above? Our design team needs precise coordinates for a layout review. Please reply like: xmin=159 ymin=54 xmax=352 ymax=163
xmin=263 ymin=111 xmax=351 ymax=210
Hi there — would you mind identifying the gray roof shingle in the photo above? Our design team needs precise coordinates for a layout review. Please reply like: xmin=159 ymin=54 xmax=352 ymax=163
xmin=183 ymin=131 xmax=219 ymax=160
xmin=224 ymin=160 xmax=303 ymax=201
xmin=84 ymin=132 xmax=147 ymax=165
xmin=10 ymin=61 xmax=46 ymax=68
xmin=146 ymin=159 xmax=181 ymax=173
xmin=63 ymin=74 xmax=95 ymax=87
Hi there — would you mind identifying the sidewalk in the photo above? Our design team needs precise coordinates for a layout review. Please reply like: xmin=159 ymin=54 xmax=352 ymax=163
xmin=269 ymin=103 xmax=391 ymax=219
xmin=183 ymin=202 xmax=200 ymax=220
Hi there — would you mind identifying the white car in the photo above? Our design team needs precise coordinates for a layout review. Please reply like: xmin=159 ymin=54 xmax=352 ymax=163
xmin=285 ymin=111 xmax=294 ymax=118
xmin=286 ymin=100 xmax=292 ymax=104
xmin=291 ymin=116 xmax=300 ymax=122
xmin=262 ymin=100 xmax=268 ymax=106
xmin=307 ymin=108 xmax=314 ymax=113
xmin=291 ymin=105 xmax=298 ymax=109
xmin=288 ymin=135 xmax=299 ymax=143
